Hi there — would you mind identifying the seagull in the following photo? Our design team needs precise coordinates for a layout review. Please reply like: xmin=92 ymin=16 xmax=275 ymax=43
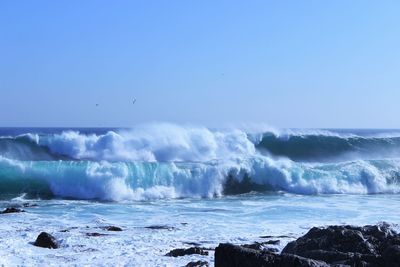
xmin=132 ymin=99 xmax=136 ymax=105
xmin=95 ymin=104 xmax=99 ymax=107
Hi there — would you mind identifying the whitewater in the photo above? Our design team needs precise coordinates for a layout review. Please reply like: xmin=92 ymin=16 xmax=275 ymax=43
xmin=1 ymin=124 xmax=400 ymax=200
xmin=1 ymin=124 xmax=400 ymax=266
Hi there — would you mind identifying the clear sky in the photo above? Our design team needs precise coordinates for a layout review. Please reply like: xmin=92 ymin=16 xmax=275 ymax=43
xmin=0 ymin=1 xmax=399 ymax=128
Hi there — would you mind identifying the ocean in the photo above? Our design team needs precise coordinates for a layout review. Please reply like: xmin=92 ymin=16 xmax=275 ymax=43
xmin=0 ymin=124 xmax=400 ymax=266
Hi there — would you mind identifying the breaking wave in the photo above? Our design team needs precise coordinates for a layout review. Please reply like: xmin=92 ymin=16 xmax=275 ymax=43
xmin=1 ymin=124 xmax=255 ymax=162
xmin=0 ymin=155 xmax=399 ymax=201
xmin=0 ymin=124 xmax=400 ymax=201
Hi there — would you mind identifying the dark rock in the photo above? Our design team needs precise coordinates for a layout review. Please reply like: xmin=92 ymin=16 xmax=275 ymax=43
xmin=223 ymin=173 xmax=271 ymax=195
xmin=165 ymin=247 xmax=209 ymax=257
xmin=185 ymin=260 xmax=209 ymax=267
xmin=86 ymin=232 xmax=108 ymax=237
xmin=242 ymin=241 xmax=280 ymax=252
xmin=81 ymin=248 xmax=99 ymax=253
xmin=22 ymin=203 xmax=38 ymax=207
xmin=264 ymin=247 xmax=280 ymax=253
xmin=33 ymin=232 xmax=59 ymax=249
xmin=215 ymin=223 xmax=400 ymax=267
xmin=101 ymin=226 xmax=122 ymax=231
xmin=1 ymin=207 xmax=25 ymax=214
xmin=215 ymin=243 xmax=329 ymax=267
xmin=145 ymin=225 xmax=176 ymax=230
xmin=382 ymin=245 xmax=400 ymax=267
xmin=282 ymin=222 xmax=400 ymax=267
xmin=263 ymin=239 xmax=280 ymax=245
xmin=60 ymin=227 xmax=78 ymax=232
xmin=242 ymin=243 xmax=264 ymax=250
xmin=184 ymin=242 xmax=202 ymax=247
xmin=260 ymin=235 xmax=294 ymax=239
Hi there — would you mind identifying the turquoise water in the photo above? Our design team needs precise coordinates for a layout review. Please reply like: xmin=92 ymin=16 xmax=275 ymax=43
xmin=1 ymin=194 xmax=399 ymax=266
xmin=1 ymin=126 xmax=400 ymax=266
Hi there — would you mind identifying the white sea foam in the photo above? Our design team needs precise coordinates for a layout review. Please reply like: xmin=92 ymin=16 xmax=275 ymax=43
xmin=1 ymin=125 xmax=400 ymax=266
xmin=1 ymin=195 xmax=399 ymax=266
xmin=1 ymin=154 xmax=399 ymax=201
xmin=39 ymin=124 xmax=256 ymax=162
xmin=1 ymin=124 xmax=400 ymax=201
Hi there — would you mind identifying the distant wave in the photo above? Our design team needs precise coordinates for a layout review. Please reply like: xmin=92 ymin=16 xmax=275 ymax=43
xmin=2 ymin=125 xmax=400 ymax=162
xmin=0 ymin=124 xmax=256 ymax=162
xmin=257 ymin=132 xmax=400 ymax=161
xmin=0 ymin=134 xmax=70 ymax=161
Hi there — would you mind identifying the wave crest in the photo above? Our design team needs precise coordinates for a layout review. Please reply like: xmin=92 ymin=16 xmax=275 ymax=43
xmin=257 ymin=132 xmax=400 ymax=161
xmin=0 ymin=155 xmax=399 ymax=201
xmin=36 ymin=124 xmax=255 ymax=162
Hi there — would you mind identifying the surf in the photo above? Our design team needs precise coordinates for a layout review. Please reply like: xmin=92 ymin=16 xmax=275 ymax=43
xmin=1 ymin=125 xmax=400 ymax=201
xmin=0 ymin=155 xmax=399 ymax=201
xmin=3 ymin=126 xmax=400 ymax=163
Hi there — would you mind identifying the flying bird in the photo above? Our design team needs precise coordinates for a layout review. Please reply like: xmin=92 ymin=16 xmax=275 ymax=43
xmin=132 ymin=99 xmax=136 ymax=105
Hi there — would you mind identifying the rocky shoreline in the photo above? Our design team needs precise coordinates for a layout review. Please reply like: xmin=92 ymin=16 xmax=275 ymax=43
xmin=215 ymin=222 xmax=400 ymax=267
xmin=2 ymin=205 xmax=399 ymax=266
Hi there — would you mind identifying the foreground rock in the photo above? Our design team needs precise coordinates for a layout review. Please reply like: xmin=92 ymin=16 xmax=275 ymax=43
xmin=215 ymin=243 xmax=328 ymax=267
xmin=282 ymin=222 xmax=400 ymax=267
xmin=166 ymin=247 xmax=209 ymax=257
xmin=33 ymin=232 xmax=59 ymax=249
xmin=1 ymin=207 xmax=25 ymax=214
xmin=185 ymin=260 xmax=209 ymax=267
xmin=215 ymin=222 xmax=400 ymax=267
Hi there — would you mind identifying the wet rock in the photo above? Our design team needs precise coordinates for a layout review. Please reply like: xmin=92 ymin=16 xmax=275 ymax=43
xmin=382 ymin=245 xmax=400 ymax=267
xmin=263 ymin=239 xmax=280 ymax=245
xmin=145 ymin=225 xmax=176 ymax=230
xmin=242 ymin=243 xmax=264 ymax=250
xmin=1 ymin=207 xmax=25 ymax=214
xmin=22 ymin=203 xmax=38 ymax=207
xmin=185 ymin=260 xmax=209 ymax=267
xmin=242 ymin=241 xmax=279 ymax=252
xmin=165 ymin=247 xmax=209 ymax=257
xmin=101 ymin=226 xmax=122 ymax=231
xmin=86 ymin=232 xmax=108 ymax=237
xmin=33 ymin=232 xmax=59 ymax=249
xmin=184 ymin=242 xmax=202 ymax=247
xmin=215 ymin=243 xmax=329 ymax=267
xmin=282 ymin=222 xmax=400 ymax=267
xmin=81 ymin=248 xmax=99 ymax=253
xmin=264 ymin=247 xmax=280 ymax=253
xmin=215 ymin=223 xmax=400 ymax=267
xmin=260 ymin=235 xmax=294 ymax=239
xmin=60 ymin=227 xmax=78 ymax=232
xmin=223 ymin=173 xmax=271 ymax=195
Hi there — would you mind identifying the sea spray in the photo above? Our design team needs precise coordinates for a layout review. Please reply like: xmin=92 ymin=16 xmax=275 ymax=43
xmin=0 ymin=155 xmax=399 ymax=201
xmin=1 ymin=124 xmax=400 ymax=200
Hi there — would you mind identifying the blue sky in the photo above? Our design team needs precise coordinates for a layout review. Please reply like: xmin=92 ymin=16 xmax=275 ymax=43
xmin=0 ymin=1 xmax=399 ymax=128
